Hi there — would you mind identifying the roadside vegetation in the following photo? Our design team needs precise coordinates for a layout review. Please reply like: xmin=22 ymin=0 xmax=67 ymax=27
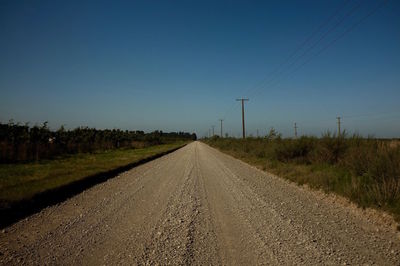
xmin=0 ymin=120 xmax=196 ymax=163
xmin=0 ymin=121 xmax=195 ymax=209
xmin=0 ymin=142 xmax=187 ymax=208
xmin=204 ymin=133 xmax=400 ymax=225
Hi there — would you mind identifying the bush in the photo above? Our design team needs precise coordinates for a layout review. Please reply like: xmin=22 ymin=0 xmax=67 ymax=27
xmin=204 ymin=135 xmax=400 ymax=223
xmin=310 ymin=132 xmax=348 ymax=164
xmin=274 ymin=136 xmax=316 ymax=163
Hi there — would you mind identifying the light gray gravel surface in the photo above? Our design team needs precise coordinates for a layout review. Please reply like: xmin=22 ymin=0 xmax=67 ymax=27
xmin=1 ymin=141 xmax=400 ymax=265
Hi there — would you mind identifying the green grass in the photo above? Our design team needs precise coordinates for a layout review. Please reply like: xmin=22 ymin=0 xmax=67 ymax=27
xmin=0 ymin=142 xmax=187 ymax=206
xmin=204 ymin=137 xmax=400 ymax=226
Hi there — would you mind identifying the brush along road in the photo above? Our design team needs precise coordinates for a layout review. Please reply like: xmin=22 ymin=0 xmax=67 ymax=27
xmin=1 ymin=141 xmax=399 ymax=265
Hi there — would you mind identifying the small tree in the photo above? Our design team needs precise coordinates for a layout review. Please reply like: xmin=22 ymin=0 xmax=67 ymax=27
xmin=266 ymin=127 xmax=282 ymax=140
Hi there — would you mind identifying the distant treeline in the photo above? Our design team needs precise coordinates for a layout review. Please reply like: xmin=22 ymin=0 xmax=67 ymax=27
xmin=0 ymin=121 xmax=196 ymax=163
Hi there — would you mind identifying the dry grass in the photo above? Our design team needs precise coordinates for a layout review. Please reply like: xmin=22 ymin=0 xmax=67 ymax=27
xmin=204 ymin=136 xmax=400 ymax=224
xmin=0 ymin=142 xmax=187 ymax=207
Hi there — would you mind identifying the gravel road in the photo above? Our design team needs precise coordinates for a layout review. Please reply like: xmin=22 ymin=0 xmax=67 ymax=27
xmin=1 ymin=141 xmax=400 ymax=265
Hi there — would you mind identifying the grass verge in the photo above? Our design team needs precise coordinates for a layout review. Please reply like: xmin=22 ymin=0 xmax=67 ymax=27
xmin=204 ymin=137 xmax=400 ymax=228
xmin=0 ymin=141 xmax=187 ymax=224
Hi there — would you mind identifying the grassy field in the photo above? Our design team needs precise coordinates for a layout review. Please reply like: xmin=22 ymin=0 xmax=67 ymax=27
xmin=204 ymin=136 xmax=400 ymax=226
xmin=0 ymin=142 xmax=187 ymax=207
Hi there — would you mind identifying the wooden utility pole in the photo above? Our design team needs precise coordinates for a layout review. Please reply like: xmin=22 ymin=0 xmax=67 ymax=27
xmin=236 ymin=98 xmax=249 ymax=139
xmin=294 ymin=122 xmax=298 ymax=139
xmin=219 ymin=119 xmax=224 ymax=138
xmin=336 ymin=116 xmax=341 ymax=137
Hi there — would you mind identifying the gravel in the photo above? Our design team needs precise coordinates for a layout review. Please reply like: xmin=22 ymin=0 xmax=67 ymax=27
xmin=0 ymin=141 xmax=399 ymax=265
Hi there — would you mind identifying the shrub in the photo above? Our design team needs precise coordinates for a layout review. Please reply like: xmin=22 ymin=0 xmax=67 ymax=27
xmin=204 ymin=135 xmax=400 ymax=223
xmin=274 ymin=136 xmax=316 ymax=163
xmin=310 ymin=131 xmax=348 ymax=164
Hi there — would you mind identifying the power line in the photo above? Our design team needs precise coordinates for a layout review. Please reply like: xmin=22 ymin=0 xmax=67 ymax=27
xmin=290 ymin=0 xmax=389 ymax=79
xmin=221 ymin=0 xmax=355 ymax=120
xmin=291 ymin=110 xmax=399 ymax=128
xmin=247 ymin=0 xmax=365 ymax=100
xmin=281 ymin=0 xmax=352 ymax=66
xmin=247 ymin=0 xmax=389 ymax=104
xmin=343 ymin=111 xmax=399 ymax=119
xmin=220 ymin=0 xmax=390 ymax=136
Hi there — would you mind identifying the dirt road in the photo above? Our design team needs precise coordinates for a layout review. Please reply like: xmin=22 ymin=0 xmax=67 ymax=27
xmin=1 ymin=141 xmax=400 ymax=265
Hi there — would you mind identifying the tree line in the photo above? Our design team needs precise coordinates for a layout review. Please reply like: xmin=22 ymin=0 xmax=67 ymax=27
xmin=0 ymin=121 xmax=196 ymax=163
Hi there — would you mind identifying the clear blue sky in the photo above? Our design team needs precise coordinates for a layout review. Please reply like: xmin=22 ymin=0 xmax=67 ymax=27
xmin=1 ymin=0 xmax=399 ymax=138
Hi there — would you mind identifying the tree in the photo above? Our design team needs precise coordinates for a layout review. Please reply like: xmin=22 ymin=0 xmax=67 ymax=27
xmin=266 ymin=127 xmax=282 ymax=140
